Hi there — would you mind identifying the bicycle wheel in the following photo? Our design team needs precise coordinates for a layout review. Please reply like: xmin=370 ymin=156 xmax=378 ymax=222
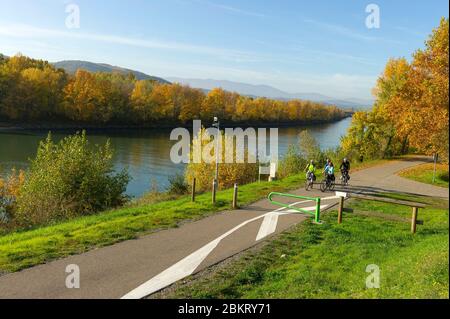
xmin=329 ymin=181 xmax=335 ymax=191
xmin=320 ymin=180 xmax=327 ymax=192
xmin=305 ymin=180 xmax=310 ymax=191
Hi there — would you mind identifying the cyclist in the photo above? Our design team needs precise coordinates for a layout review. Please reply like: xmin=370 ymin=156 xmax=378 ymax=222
xmin=324 ymin=158 xmax=331 ymax=177
xmin=325 ymin=162 xmax=335 ymax=183
xmin=305 ymin=160 xmax=317 ymax=182
xmin=340 ymin=158 xmax=351 ymax=181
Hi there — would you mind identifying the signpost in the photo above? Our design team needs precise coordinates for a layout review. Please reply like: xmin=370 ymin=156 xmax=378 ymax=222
xmin=212 ymin=117 xmax=220 ymax=204
xmin=432 ymin=153 xmax=438 ymax=183
xmin=335 ymin=192 xmax=347 ymax=224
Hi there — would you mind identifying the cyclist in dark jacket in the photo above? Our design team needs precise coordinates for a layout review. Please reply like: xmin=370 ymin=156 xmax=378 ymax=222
xmin=340 ymin=158 xmax=351 ymax=180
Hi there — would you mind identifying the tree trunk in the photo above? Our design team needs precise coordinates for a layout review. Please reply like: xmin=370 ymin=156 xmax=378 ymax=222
xmin=401 ymin=136 xmax=409 ymax=154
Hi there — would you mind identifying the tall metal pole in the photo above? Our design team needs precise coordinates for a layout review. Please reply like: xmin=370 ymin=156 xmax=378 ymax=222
xmin=432 ymin=153 xmax=438 ymax=183
xmin=212 ymin=117 xmax=220 ymax=204
xmin=215 ymin=119 xmax=220 ymax=182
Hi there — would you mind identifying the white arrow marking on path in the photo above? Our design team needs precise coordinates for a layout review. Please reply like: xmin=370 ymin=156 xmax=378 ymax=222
xmin=122 ymin=195 xmax=337 ymax=299
xmin=256 ymin=204 xmax=330 ymax=240
xmin=256 ymin=212 xmax=279 ymax=241
xmin=122 ymin=208 xmax=284 ymax=299
xmin=121 ymin=238 xmax=222 ymax=299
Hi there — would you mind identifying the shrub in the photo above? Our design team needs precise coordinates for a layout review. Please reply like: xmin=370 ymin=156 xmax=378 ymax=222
xmin=298 ymin=130 xmax=322 ymax=161
xmin=15 ymin=131 xmax=130 ymax=227
xmin=0 ymin=168 xmax=25 ymax=228
xmin=167 ymin=173 xmax=189 ymax=195
xmin=185 ymin=128 xmax=258 ymax=192
xmin=277 ymin=145 xmax=307 ymax=179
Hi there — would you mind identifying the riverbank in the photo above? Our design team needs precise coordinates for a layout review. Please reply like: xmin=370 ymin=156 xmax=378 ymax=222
xmin=0 ymin=116 xmax=352 ymax=132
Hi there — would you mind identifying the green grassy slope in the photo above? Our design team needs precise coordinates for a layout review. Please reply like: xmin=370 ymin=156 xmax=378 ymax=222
xmin=399 ymin=163 xmax=449 ymax=188
xmin=168 ymin=194 xmax=449 ymax=299
xmin=0 ymin=174 xmax=306 ymax=273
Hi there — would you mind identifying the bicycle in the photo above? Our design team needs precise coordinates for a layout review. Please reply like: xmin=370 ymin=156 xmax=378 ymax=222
xmin=340 ymin=169 xmax=350 ymax=187
xmin=305 ymin=172 xmax=315 ymax=191
xmin=320 ymin=174 xmax=335 ymax=192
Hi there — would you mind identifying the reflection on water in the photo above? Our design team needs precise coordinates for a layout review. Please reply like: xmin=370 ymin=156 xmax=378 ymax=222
xmin=0 ymin=117 xmax=351 ymax=197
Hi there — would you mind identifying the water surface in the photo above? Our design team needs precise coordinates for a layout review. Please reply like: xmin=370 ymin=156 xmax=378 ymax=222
xmin=0 ymin=118 xmax=352 ymax=197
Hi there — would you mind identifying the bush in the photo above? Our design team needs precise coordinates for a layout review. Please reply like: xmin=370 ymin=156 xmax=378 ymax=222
xmin=15 ymin=131 xmax=130 ymax=227
xmin=185 ymin=128 xmax=258 ymax=192
xmin=298 ymin=130 xmax=322 ymax=161
xmin=278 ymin=145 xmax=307 ymax=179
xmin=0 ymin=168 xmax=25 ymax=228
xmin=167 ymin=173 xmax=189 ymax=195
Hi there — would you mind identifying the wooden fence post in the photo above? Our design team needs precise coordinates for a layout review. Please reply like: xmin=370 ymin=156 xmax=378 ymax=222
xmin=212 ymin=179 xmax=217 ymax=204
xmin=191 ymin=178 xmax=196 ymax=202
xmin=232 ymin=183 xmax=238 ymax=209
xmin=411 ymin=206 xmax=418 ymax=234
xmin=338 ymin=196 xmax=344 ymax=224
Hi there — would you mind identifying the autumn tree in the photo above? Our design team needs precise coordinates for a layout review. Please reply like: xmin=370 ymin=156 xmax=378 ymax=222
xmin=201 ymin=88 xmax=227 ymax=121
xmin=63 ymin=70 xmax=130 ymax=123
xmin=0 ymin=54 xmax=67 ymax=120
xmin=343 ymin=18 xmax=449 ymax=161
xmin=130 ymin=80 xmax=155 ymax=121
xmin=0 ymin=53 xmax=346 ymax=126
xmin=178 ymin=86 xmax=204 ymax=124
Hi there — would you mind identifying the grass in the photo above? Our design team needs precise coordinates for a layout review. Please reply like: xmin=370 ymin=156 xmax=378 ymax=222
xmin=166 ymin=193 xmax=449 ymax=299
xmin=0 ymin=174 xmax=306 ymax=273
xmin=399 ymin=163 xmax=449 ymax=188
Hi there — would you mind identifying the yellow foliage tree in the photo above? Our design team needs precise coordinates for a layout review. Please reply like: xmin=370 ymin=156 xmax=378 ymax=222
xmin=185 ymin=128 xmax=258 ymax=192
xmin=343 ymin=18 xmax=449 ymax=161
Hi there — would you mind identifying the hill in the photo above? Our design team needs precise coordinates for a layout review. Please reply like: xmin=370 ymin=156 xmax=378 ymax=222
xmin=53 ymin=60 xmax=170 ymax=84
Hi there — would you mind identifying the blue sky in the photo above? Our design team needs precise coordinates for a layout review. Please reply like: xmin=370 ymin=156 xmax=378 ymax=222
xmin=0 ymin=0 xmax=448 ymax=100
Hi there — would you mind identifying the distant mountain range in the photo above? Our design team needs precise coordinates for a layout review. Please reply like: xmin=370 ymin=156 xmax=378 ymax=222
xmin=167 ymin=77 xmax=373 ymax=109
xmin=53 ymin=60 xmax=170 ymax=84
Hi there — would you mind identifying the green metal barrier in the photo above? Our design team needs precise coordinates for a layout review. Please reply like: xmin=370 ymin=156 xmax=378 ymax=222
xmin=268 ymin=192 xmax=321 ymax=223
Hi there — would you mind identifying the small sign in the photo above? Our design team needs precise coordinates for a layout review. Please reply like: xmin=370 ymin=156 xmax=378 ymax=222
xmin=335 ymin=191 xmax=347 ymax=198
xmin=270 ymin=162 xmax=277 ymax=178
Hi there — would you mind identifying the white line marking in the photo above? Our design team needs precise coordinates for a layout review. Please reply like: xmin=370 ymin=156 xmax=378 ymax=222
xmin=122 ymin=195 xmax=338 ymax=299
xmin=256 ymin=212 xmax=279 ymax=241
xmin=283 ymin=204 xmax=329 ymax=214
xmin=121 ymin=209 xmax=282 ymax=299
xmin=121 ymin=238 xmax=221 ymax=299
xmin=256 ymin=203 xmax=331 ymax=240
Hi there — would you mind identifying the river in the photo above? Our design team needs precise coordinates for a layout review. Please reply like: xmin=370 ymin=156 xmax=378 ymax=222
xmin=0 ymin=117 xmax=352 ymax=197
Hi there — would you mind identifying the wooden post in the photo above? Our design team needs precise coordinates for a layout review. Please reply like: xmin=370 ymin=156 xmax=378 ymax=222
xmin=191 ymin=178 xmax=196 ymax=202
xmin=212 ymin=179 xmax=217 ymax=204
xmin=411 ymin=206 xmax=418 ymax=234
xmin=338 ymin=196 xmax=344 ymax=224
xmin=232 ymin=183 xmax=238 ymax=209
